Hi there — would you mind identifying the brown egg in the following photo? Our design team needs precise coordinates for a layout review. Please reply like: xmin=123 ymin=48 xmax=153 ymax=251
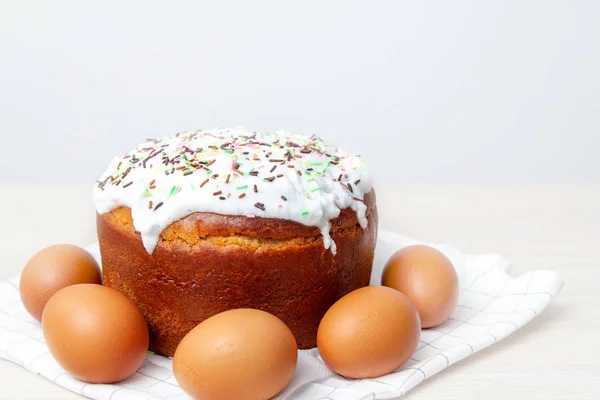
xmin=20 ymin=244 xmax=102 ymax=321
xmin=317 ymin=286 xmax=420 ymax=379
xmin=42 ymin=284 xmax=149 ymax=383
xmin=382 ymin=245 xmax=459 ymax=328
xmin=173 ymin=309 xmax=297 ymax=400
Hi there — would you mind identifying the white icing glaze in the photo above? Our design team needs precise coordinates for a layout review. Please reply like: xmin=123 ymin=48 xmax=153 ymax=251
xmin=93 ymin=127 xmax=372 ymax=254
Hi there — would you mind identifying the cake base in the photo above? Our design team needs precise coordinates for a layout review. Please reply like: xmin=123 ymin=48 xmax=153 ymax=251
xmin=97 ymin=193 xmax=377 ymax=356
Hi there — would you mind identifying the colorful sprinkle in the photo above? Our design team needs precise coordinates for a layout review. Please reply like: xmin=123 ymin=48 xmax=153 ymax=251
xmin=352 ymin=196 xmax=365 ymax=204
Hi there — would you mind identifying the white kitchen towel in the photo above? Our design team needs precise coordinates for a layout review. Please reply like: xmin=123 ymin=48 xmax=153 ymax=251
xmin=0 ymin=230 xmax=563 ymax=400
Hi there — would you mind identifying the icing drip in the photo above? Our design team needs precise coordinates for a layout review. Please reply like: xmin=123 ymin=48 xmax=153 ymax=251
xmin=93 ymin=128 xmax=373 ymax=254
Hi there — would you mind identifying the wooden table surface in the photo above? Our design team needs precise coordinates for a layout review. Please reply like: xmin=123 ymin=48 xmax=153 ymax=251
xmin=0 ymin=184 xmax=598 ymax=399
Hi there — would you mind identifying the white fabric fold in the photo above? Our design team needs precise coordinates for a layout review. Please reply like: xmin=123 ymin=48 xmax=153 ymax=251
xmin=0 ymin=230 xmax=563 ymax=399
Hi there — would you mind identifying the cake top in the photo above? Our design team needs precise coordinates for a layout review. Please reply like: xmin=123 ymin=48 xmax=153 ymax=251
xmin=93 ymin=127 xmax=373 ymax=254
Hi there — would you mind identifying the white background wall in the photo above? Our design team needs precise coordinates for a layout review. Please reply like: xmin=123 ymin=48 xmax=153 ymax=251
xmin=0 ymin=0 xmax=598 ymax=184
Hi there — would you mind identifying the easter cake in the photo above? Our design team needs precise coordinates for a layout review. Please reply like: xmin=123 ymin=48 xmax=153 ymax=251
xmin=93 ymin=128 xmax=377 ymax=356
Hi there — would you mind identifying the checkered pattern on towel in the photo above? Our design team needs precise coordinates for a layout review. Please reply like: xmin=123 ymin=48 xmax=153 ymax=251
xmin=0 ymin=230 xmax=563 ymax=399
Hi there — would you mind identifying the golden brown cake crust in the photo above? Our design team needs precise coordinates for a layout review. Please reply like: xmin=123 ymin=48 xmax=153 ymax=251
xmin=98 ymin=192 xmax=377 ymax=356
